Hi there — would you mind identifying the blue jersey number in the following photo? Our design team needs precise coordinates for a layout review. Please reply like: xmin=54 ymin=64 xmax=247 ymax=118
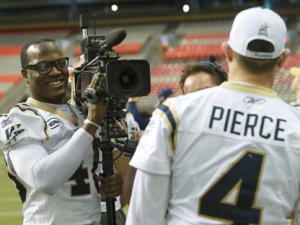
xmin=198 ymin=150 xmax=265 ymax=224
xmin=69 ymin=163 xmax=91 ymax=196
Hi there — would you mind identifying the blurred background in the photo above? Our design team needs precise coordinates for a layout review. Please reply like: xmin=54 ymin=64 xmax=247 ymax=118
xmin=0 ymin=0 xmax=299 ymax=115
xmin=0 ymin=1 xmax=300 ymax=224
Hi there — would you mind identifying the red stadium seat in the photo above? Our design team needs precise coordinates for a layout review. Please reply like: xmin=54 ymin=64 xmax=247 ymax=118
xmin=182 ymin=33 xmax=229 ymax=40
xmin=73 ymin=42 xmax=144 ymax=57
xmin=0 ymin=91 xmax=4 ymax=99
xmin=0 ymin=75 xmax=22 ymax=85
xmin=281 ymin=53 xmax=300 ymax=70
xmin=150 ymin=82 xmax=181 ymax=95
xmin=163 ymin=44 xmax=225 ymax=61
xmin=274 ymin=76 xmax=294 ymax=85
xmin=113 ymin=42 xmax=143 ymax=55
xmin=0 ymin=45 xmax=22 ymax=56
xmin=151 ymin=63 xmax=184 ymax=77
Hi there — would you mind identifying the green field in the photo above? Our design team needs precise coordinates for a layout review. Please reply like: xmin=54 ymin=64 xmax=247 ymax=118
xmin=0 ymin=153 xmax=23 ymax=225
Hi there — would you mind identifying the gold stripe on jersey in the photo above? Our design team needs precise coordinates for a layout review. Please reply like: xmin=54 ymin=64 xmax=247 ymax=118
xmin=155 ymin=101 xmax=179 ymax=155
xmin=221 ymin=82 xmax=279 ymax=98
xmin=12 ymin=102 xmax=50 ymax=140
xmin=26 ymin=98 xmax=78 ymax=126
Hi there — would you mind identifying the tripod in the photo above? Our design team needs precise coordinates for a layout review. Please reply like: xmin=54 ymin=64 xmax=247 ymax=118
xmin=94 ymin=136 xmax=117 ymax=225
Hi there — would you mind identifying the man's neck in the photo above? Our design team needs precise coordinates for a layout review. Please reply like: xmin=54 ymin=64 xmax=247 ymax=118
xmin=228 ymin=63 xmax=275 ymax=89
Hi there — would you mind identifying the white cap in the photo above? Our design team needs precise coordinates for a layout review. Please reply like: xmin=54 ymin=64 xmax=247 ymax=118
xmin=228 ymin=7 xmax=287 ymax=59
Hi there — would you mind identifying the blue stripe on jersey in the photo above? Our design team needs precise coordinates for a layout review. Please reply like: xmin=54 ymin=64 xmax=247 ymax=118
xmin=158 ymin=104 xmax=177 ymax=152
xmin=7 ymin=171 xmax=27 ymax=203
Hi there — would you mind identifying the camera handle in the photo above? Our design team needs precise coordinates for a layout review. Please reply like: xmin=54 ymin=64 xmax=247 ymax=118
xmin=94 ymin=136 xmax=117 ymax=225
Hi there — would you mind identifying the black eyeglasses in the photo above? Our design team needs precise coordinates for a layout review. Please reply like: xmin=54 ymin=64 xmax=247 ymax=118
xmin=24 ymin=57 xmax=69 ymax=75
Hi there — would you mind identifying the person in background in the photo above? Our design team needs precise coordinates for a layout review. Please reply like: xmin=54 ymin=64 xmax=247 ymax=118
xmin=289 ymin=65 xmax=300 ymax=109
xmin=0 ymin=37 xmax=123 ymax=225
xmin=179 ymin=55 xmax=228 ymax=94
xmin=127 ymin=87 xmax=176 ymax=130
xmin=126 ymin=7 xmax=300 ymax=225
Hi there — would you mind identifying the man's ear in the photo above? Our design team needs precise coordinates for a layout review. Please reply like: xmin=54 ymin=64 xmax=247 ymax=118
xmin=221 ymin=42 xmax=233 ymax=62
xmin=21 ymin=68 xmax=29 ymax=83
xmin=277 ymin=48 xmax=290 ymax=68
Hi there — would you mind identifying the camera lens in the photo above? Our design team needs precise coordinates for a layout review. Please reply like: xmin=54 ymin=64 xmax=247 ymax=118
xmin=105 ymin=60 xmax=150 ymax=97
xmin=118 ymin=72 xmax=135 ymax=87
xmin=116 ymin=68 xmax=137 ymax=90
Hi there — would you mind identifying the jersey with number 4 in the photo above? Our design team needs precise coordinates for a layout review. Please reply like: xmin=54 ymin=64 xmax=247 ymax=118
xmin=0 ymin=100 xmax=101 ymax=225
xmin=130 ymin=82 xmax=300 ymax=225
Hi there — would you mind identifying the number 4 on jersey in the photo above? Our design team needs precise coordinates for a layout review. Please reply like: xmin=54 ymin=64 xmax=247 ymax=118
xmin=198 ymin=150 xmax=265 ymax=225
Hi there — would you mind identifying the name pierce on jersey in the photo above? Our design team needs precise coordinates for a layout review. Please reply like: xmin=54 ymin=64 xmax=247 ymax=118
xmin=209 ymin=106 xmax=287 ymax=142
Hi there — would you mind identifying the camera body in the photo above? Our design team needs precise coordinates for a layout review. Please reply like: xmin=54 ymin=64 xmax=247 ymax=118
xmin=73 ymin=16 xmax=151 ymax=138
xmin=74 ymin=33 xmax=151 ymax=101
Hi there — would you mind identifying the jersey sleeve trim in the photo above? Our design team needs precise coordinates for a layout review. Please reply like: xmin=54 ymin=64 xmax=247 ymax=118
xmin=155 ymin=101 xmax=179 ymax=154
xmin=15 ymin=102 xmax=50 ymax=141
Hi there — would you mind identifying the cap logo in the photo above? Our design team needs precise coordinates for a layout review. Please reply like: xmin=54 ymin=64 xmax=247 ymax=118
xmin=258 ymin=23 xmax=268 ymax=36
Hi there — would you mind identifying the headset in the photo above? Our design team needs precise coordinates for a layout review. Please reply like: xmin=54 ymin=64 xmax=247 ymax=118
xmin=198 ymin=55 xmax=228 ymax=82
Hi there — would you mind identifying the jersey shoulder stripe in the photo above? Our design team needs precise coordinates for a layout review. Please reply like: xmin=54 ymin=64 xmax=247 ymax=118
xmin=0 ymin=102 xmax=50 ymax=150
xmin=156 ymin=101 xmax=179 ymax=154
xmin=13 ymin=102 xmax=50 ymax=140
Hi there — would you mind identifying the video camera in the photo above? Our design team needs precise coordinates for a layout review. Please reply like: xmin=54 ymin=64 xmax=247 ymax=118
xmin=72 ymin=15 xmax=150 ymax=225
xmin=73 ymin=14 xmax=151 ymax=139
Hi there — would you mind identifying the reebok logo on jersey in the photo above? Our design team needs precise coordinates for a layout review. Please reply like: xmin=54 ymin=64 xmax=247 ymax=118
xmin=47 ymin=118 xmax=63 ymax=129
xmin=5 ymin=124 xmax=25 ymax=145
xmin=1 ymin=116 xmax=14 ymax=128
xmin=243 ymin=96 xmax=266 ymax=108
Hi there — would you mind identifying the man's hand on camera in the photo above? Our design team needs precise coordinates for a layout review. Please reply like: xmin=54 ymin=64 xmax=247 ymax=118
xmin=83 ymin=72 xmax=107 ymax=135
xmin=96 ymin=173 xmax=123 ymax=199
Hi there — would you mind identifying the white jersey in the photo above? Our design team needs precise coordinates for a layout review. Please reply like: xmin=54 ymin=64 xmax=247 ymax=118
xmin=128 ymin=82 xmax=300 ymax=225
xmin=0 ymin=98 xmax=101 ymax=225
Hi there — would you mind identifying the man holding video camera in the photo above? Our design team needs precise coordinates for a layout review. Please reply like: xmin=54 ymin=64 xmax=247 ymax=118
xmin=0 ymin=37 xmax=123 ymax=225
xmin=70 ymin=56 xmax=139 ymax=225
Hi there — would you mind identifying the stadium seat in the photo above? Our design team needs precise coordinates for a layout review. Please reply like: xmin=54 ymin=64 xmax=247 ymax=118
xmin=113 ymin=42 xmax=143 ymax=55
xmin=150 ymin=82 xmax=181 ymax=95
xmin=151 ymin=63 xmax=184 ymax=77
xmin=73 ymin=42 xmax=144 ymax=56
xmin=182 ymin=33 xmax=229 ymax=40
xmin=0 ymin=45 xmax=22 ymax=56
xmin=274 ymin=76 xmax=294 ymax=85
xmin=0 ymin=75 xmax=22 ymax=85
xmin=163 ymin=44 xmax=225 ymax=61
xmin=281 ymin=53 xmax=300 ymax=69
